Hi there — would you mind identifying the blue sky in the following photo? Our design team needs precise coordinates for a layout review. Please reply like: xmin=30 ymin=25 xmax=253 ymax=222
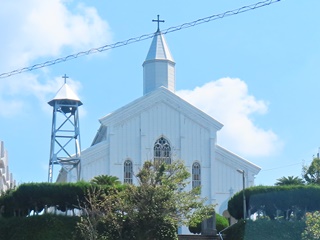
xmin=0 ymin=0 xmax=319 ymax=186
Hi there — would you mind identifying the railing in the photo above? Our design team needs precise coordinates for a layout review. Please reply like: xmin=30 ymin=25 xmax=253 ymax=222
xmin=218 ymin=224 xmax=234 ymax=240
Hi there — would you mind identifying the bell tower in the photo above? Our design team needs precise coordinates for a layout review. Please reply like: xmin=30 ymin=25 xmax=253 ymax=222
xmin=47 ymin=75 xmax=82 ymax=182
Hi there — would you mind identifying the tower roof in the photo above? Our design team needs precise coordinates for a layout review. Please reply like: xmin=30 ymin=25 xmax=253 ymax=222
xmin=145 ymin=31 xmax=174 ymax=62
xmin=48 ymin=82 xmax=82 ymax=106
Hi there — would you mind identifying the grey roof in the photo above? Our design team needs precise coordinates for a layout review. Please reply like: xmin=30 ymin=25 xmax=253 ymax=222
xmin=145 ymin=31 xmax=174 ymax=62
xmin=48 ymin=83 xmax=82 ymax=106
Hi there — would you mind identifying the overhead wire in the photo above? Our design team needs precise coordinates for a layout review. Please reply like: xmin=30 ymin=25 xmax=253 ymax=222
xmin=261 ymin=162 xmax=305 ymax=172
xmin=0 ymin=0 xmax=281 ymax=79
xmin=261 ymin=159 xmax=315 ymax=172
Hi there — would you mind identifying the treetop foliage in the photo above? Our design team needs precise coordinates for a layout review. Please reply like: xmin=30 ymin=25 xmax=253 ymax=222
xmin=275 ymin=176 xmax=304 ymax=186
xmin=90 ymin=175 xmax=121 ymax=186
xmin=303 ymin=157 xmax=320 ymax=184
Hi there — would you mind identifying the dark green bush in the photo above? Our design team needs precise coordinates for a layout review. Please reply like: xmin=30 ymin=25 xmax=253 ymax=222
xmin=224 ymin=219 xmax=306 ymax=240
xmin=224 ymin=219 xmax=245 ymax=240
xmin=0 ymin=181 xmax=126 ymax=217
xmin=228 ymin=185 xmax=320 ymax=220
xmin=0 ymin=215 xmax=82 ymax=240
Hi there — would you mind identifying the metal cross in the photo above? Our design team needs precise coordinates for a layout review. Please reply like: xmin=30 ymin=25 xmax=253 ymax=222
xmin=152 ymin=15 xmax=164 ymax=32
xmin=62 ymin=74 xmax=69 ymax=84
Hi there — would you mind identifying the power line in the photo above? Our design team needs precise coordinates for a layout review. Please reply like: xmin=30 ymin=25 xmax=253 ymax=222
xmin=0 ymin=0 xmax=281 ymax=79
xmin=262 ymin=162 xmax=302 ymax=172
xmin=261 ymin=160 xmax=311 ymax=172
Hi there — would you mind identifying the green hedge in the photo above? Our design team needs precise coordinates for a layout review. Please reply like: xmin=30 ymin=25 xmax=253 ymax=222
xmin=0 ymin=182 xmax=126 ymax=217
xmin=228 ymin=185 xmax=320 ymax=220
xmin=0 ymin=215 xmax=82 ymax=240
xmin=224 ymin=219 xmax=306 ymax=240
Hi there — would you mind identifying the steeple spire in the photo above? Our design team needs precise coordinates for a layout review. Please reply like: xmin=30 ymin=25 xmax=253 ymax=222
xmin=143 ymin=16 xmax=175 ymax=95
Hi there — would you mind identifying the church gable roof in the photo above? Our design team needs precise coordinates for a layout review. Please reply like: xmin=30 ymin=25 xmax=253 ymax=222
xmin=99 ymin=87 xmax=223 ymax=131
xmin=216 ymin=145 xmax=261 ymax=174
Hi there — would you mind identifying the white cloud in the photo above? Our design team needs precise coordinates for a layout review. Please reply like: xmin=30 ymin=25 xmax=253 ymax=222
xmin=177 ymin=77 xmax=282 ymax=157
xmin=0 ymin=0 xmax=111 ymax=117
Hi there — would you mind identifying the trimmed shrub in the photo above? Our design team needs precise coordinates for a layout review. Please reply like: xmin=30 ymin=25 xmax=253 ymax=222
xmin=228 ymin=185 xmax=320 ymax=220
xmin=0 ymin=215 xmax=82 ymax=240
xmin=224 ymin=219 xmax=305 ymax=240
xmin=224 ymin=219 xmax=245 ymax=240
xmin=0 ymin=181 xmax=126 ymax=217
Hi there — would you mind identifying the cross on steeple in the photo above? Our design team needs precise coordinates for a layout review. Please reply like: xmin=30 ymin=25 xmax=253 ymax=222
xmin=62 ymin=74 xmax=69 ymax=84
xmin=152 ymin=15 xmax=164 ymax=32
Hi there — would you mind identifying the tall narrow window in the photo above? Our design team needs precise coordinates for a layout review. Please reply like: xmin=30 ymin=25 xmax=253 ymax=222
xmin=192 ymin=162 xmax=201 ymax=189
xmin=154 ymin=137 xmax=171 ymax=164
xmin=124 ymin=160 xmax=133 ymax=184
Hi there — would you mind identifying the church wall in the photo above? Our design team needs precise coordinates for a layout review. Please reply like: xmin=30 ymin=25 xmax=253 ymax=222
xmin=81 ymin=141 xmax=109 ymax=181
xmin=139 ymin=102 xmax=181 ymax=157
xmin=109 ymin=115 xmax=141 ymax=183
xmin=179 ymin=115 xmax=211 ymax=163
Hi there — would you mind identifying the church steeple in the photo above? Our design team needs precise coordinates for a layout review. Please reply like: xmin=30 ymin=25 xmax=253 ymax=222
xmin=143 ymin=15 xmax=176 ymax=95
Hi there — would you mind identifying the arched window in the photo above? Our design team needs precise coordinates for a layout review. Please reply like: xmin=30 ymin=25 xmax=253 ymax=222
xmin=124 ymin=160 xmax=133 ymax=184
xmin=154 ymin=137 xmax=171 ymax=164
xmin=192 ymin=162 xmax=201 ymax=189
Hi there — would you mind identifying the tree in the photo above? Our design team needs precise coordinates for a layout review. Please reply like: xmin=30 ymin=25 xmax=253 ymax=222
xmin=78 ymin=160 xmax=215 ymax=240
xmin=302 ymin=211 xmax=320 ymax=240
xmin=303 ymin=157 xmax=320 ymax=184
xmin=90 ymin=175 xmax=121 ymax=186
xmin=275 ymin=176 xmax=304 ymax=186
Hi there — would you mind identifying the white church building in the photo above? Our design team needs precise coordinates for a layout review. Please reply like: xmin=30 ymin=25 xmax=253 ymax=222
xmin=61 ymin=25 xmax=261 ymax=219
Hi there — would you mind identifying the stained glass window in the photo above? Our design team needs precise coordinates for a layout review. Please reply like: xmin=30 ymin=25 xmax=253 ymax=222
xmin=124 ymin=159 xmax=133 ymax=184
xmin=192 ymin=162 xmax=201 ymax=189
xmin=154 ymin=137 xmax=171 ymax=164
